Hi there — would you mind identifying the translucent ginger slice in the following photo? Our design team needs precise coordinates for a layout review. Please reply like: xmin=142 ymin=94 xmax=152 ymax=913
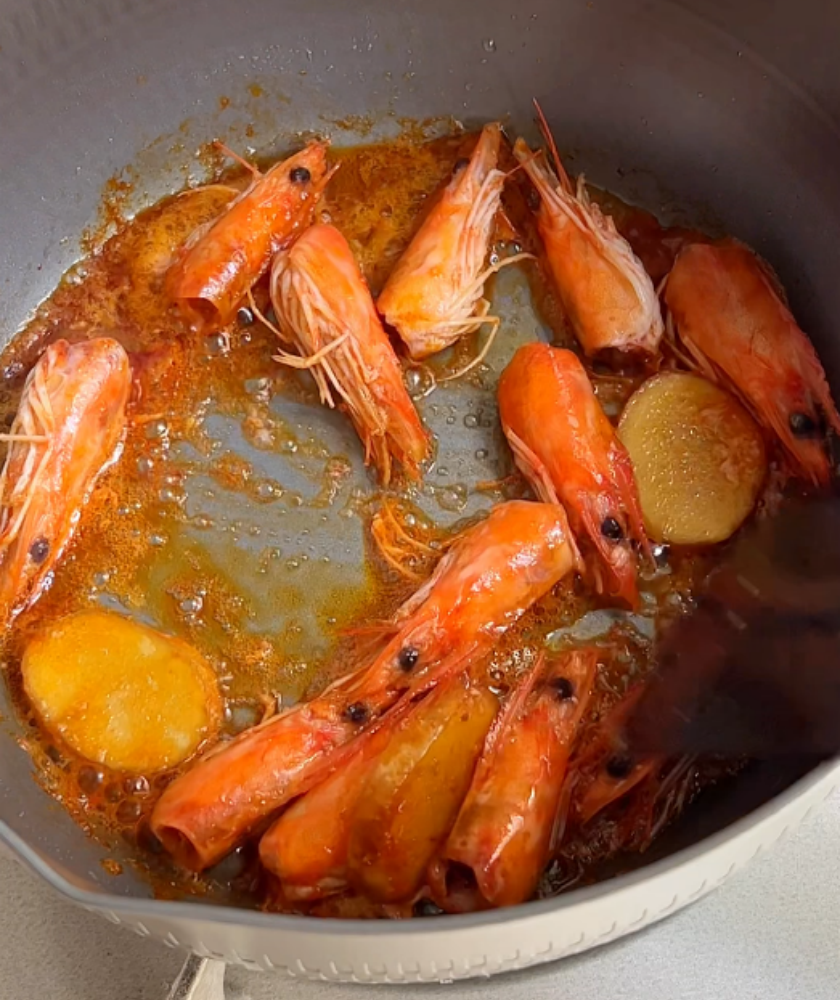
xmin=618 ymin=372 xmax=767 ymax=545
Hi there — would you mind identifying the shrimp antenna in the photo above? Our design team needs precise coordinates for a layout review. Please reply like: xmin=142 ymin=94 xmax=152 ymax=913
xmin=532 ymin=99 xmax=572 ymax=194
xmin=214 ymin=141 xmax=261 ymax=178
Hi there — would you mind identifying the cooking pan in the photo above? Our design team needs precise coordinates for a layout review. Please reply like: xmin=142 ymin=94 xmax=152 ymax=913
xmin=0 ymin=0 xmax=839 ymax=983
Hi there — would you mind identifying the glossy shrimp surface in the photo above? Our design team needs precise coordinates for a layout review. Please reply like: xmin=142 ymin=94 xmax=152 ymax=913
xmin=430 ymin=649 xmax=597 ymax=911
xmin=258 ymin=698 xmax=413 ymax=902
xmin=377 ymin=123 xmax=520 ymax=362
xmin=664 ymin=239 xmax=840 ymax=486
xmin=498 ymin=343 xmax=648 ymax=607
xmin=347 ymin=672 xmax=498 ymax=904
xmin=0 ymin=338 xmax=131 ymax=626
xmin=150 ymin=500 xmax=579 ymax=870
xmin=513 ymin=111 xmax=663 ymax=357
xmin=167 ymin=142 xmax=335 ymax=328
xmin=268 ymin=223 xmax=429 ymax=485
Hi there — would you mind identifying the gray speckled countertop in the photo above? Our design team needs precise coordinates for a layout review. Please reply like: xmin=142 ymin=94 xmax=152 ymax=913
xmin=1 ymin=792 xmax=837 ymax=999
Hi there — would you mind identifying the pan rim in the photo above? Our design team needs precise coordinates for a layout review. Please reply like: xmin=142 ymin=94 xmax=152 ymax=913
xmin=3 ymin=756 xmax=837 ymax=934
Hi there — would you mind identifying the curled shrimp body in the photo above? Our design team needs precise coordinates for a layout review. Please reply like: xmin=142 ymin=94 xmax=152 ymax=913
xmin=498 ymin=343 xmax=648 ymax=608
xmin=268 ymin=223 xmax=429 ymax=485
xmin=377 ymin=123 xmax=527 ymax=364
xmin=513 ymin=109 xmax=663 ymax=357
xmin=151 ymin=500 xmax=579 ymax=871
xmin=167 ymin=142 xmax=335 ymax=329
xmin=0 ymin=338 xmax=131 ymax=625
xmin=429 ymin=649 xmax=597 ymax=912
xmin=664 ymin=239 xmax=840 ymax=486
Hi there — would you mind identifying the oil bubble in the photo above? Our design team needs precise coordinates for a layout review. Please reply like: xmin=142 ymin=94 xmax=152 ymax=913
xmin=256 ymin=480 xmax=283 ymax=501
xmin=463 ymin=414 xmax=479 ymax=429
xmin=205 ymin=332 xmax=229 ymax=357
xmin=435 ymin=484 xmax=468 ymax=512
xmin=404 ymin=365 xmax=436 ymax=400
xmin=144 ymin=419 xmax=168 ymax=441
xmin=179 ymin=595 xmax=203 ymax=614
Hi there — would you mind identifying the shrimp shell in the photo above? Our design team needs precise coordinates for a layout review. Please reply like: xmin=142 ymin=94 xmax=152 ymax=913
xmin=513 ymin=106 xmax=663 ymax=357
xmin=268 ymin=223 xmax=429 ymax=485
xmin=0 ymin=338 xmax=131 ymax=625
xmin=378 ymin=123 xmax=521 ymax=361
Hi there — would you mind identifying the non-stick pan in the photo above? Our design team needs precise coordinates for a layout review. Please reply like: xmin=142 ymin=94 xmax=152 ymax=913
xmin=0 ymin=0 xmax=838 ymax=982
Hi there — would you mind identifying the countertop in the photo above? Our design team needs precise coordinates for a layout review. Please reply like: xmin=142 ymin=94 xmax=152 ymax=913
xmin=0 ymin=792 xmax=837 ymax=1000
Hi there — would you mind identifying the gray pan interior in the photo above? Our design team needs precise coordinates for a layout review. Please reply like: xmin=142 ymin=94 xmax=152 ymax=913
xmin=0 ymin=0 xmax=837 ymax=924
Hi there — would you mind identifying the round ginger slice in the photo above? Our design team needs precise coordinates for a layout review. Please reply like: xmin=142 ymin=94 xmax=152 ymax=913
xmin=23 ymin=609 xmax=222 ymax=773
xmin=618 ymin=372 xmax=767 ymax=545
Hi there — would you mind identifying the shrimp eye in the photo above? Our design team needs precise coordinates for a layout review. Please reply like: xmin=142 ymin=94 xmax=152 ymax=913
xmin=289 ymin=166 xmax=311 ymax=184
xmin=601 ymin=517 xmax=624 ymax=542
xmin=605 ymin=753 xmax=634 ymax=779
xmin=551 ymin=676 xmax=575 ymax=701
xmin=29 ymin=537 xmax=50 ymax=564
xmin=452 ymin=157 xmax=470 ymax=174
xmin=344 ymin=701 xmax=369 ymax=724
xmin=789 ymin=411 xmax=819 ymax=437
xmin=398 ymin=646 xmax=420 ymax=671
xmin=237 ymin=306 xmax=255 ymax=326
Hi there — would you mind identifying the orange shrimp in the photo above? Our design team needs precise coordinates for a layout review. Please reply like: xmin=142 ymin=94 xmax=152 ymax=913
xmin=664 ymin=239 xmax=840 ymax=486
xmin=428 ymin=648 xmax=597 ymax=912
xmin=513 ymin=105 xmax=663 ymax=357
xmin=258 ymin=696 xmax=415 ymax=902
xmin=571 ymin=684 xmax=661 ymax=825
xmin=150 ymin=500 xmax=579 ymax=870
xmin=346 ymin=672 xmax=498 ymax=904
xmin=167 ymin=142 xmax=335 ymax=329
xmin=266 ymin=223 xmax=429 ymax=485
xmin=377 ymin=123 xmax=531 ymax=366
xmin=498 ymin=343 xmax=648 ymax=608
xmin=0 ymin=338 xmax=131 ymax=625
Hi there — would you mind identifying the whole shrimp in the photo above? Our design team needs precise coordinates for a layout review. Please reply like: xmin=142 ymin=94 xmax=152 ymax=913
xmin=151 ymin=500 xmax=580 ymax=871
xmin=167 ymin=141 xmax=336 ymax=329
xmin=377 ymin=123 xmax=531 ymax=371
xmin=664 ymin=239 xmax=840 ymax=486
xmin=571 ymin=684 xmax=661 ymax=826
xmin=428 ymin=648 xmax=597 ymax=912
xmin=513 ymin=105 xmax=663 ymax=357
xmin=498 ymin=343 xmax=649 ymax=608
xmin=265 ymin=223 xmax=429 ymax=485
xmin=0 ymin=338 xmax=131 ymax=625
